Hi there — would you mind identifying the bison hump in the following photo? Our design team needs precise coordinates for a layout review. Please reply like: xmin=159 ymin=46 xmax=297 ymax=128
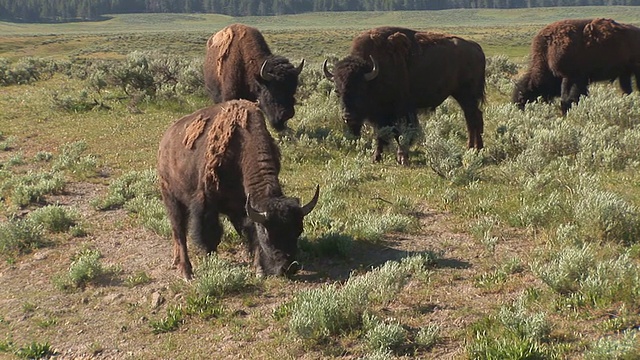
xmin=208 ymin=26 xmax=235 ymax=78
xmin=204 ymin=100 xmax=256 ymax=190
xmin=584 ymin=18 xmax=624 ymax=46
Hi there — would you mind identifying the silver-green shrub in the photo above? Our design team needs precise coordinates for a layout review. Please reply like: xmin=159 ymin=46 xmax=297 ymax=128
xmin=195 ymin=254 xmax=252 ymax=298
xmin=584 ymin=330 xmax=640 ymax=360
xmin=288 ymin=254 xmax=431 ymax=341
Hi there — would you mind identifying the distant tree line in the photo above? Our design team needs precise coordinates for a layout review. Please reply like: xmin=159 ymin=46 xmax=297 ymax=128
xmin=1 ymin=0 xmax=639 ymax=22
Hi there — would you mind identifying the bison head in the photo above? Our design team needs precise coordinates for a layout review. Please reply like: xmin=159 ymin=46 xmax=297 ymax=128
xmin=324 ymin=55 xmax=378 ymax=136
xmin=256 ymin=56 xmax=305 ymax=131
xmin=512 ymin=72 xmax=562 ymax=110
xmin=245 ymin=185 xmax=319 ymax=277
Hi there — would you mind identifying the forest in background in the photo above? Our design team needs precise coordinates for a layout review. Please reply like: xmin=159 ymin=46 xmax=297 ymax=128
xmin=1 ymin=0 xmax=639 ymax=22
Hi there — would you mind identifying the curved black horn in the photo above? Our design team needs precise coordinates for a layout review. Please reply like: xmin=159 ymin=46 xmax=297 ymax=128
xmin=296 ymin=59 xmax=305 ymax=75
xmin=246 ymin=194 xmax=268 ymax=224
xmin=322 ymin=59 xmax=334 ymax=82
xmin=260 ymin=60 xmax=275 ymax=82
xmin=301 ymin=185 xmax=320 ymax=216
xmin=364 ymin=55 xmax=379 ymax=81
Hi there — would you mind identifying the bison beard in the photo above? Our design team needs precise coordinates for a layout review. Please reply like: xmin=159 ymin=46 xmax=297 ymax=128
xmin=204 ymin=24 xmax=304 ymax=131
xmin=513 ymin=18 xmax=640 ymax=114
xmin=324 ymin=27 xmax=485 ymax=164
xmin=157 ymin=99 xmax=319 ymax=280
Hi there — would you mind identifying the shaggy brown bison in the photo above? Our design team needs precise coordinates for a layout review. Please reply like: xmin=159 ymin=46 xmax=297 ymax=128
xmin=513 ymin=18 xmax=640 ymax=114
xmin=157 ymin=99 xmax=319 ymax=280
xmin=204 ymin=24 xmax=304 ymax=131
xmin=323 ymin=26 xmax=485 ymax=164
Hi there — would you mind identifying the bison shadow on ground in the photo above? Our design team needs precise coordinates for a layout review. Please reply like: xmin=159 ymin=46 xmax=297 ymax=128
xmin=294 ymin=211 xmax=471 ymax=283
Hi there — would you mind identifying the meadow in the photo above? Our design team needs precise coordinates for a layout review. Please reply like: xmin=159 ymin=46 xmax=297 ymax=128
xmin=1 ymin=7 xmax=640 ymax=359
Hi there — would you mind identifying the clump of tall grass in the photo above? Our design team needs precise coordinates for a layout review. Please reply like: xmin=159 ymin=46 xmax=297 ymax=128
xmin=286 ymin=254 xmax=432 ymax=342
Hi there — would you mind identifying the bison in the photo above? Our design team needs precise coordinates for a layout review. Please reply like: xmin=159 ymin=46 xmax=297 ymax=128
xmin=204 ymin=24 xmax=305 ymax=131
xmin=157 ymin=99 xmax=319 ymax=280
xmin=323 ymin=26 xmax=485 ymax=165
xmin=513 ymin=18 xmax=640 ymax=114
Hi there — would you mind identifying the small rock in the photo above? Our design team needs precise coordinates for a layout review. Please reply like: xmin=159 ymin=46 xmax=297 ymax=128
xmin=33 ymin=251 xmax=50 ymax=260
xmin=150 ymin=291 xmax=164 ymax=309
xmin=103 ymin=293 xmax=124 ymax=305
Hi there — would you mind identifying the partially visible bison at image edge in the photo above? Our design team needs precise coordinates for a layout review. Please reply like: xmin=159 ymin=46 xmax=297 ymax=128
xmin=513 ymin=18 xmax=640 ymax=114
xmin=324 ymin=26 xmax=486 ymax=165
xmin=204 ymin=23 xmax=305 ymax=131
xmin=157 ymin=99 xmax=319 ymax=280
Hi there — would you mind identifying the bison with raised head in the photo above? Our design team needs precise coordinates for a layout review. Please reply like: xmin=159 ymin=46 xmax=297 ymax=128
xmin=324 ymin=26 xmax=485 ymax=165
xmin=157 ymin=99 xmax=319 ymax=280
xmin=513 ymin=18 xmax=640 ymax=114
xmin=204 ymin=24 xmax=305 ymax=131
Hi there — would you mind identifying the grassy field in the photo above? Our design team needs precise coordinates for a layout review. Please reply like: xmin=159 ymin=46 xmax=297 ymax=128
xmin=1 ymin=7 xmax=640 ymax=360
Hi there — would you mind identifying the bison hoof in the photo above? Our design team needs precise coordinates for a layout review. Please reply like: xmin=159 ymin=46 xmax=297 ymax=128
xmin=372 ymin=152 xmax=383 ymax=163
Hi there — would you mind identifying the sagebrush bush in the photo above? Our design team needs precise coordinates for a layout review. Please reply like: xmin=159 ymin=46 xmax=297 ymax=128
xmin=52 ymin=141 xmax=98 ymax=178
xmin=2 ymin=171 xmax=65 ymax=208
xmin=584 ymin=330 xmax=640 ymax=360
xmin=531 ymin=244 xmax=594 ymax=294
xmin=92 ymin=169 xmax=159 ymax=210
xmin=287 ymin=254 xmax=432 ymax=341
xmin=54 ymin=248 xmax=104 ymax=290
xmin=0 ymin=217 xmax=45 ymax=254
xmin=415 ymin=324 xmax=440 ymax=349
xmin=364 ymin=315 xmax=407 ymax=352
xmin=27 ymin=205 xmax=79 ymax=233
xmin=195 ymin=254 xmax=252 ymax=298
xmin=573 ymin=186 xmax=640 ymax=244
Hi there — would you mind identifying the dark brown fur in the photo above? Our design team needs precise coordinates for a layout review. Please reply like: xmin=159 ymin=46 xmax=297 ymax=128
xmin=513 ymin=18 xmax=640 ymax=114
xmin=325 ymin=26 xmax=485 ymax=164
xmin=157 ymin=99 xmax=318 ymax=279
xmin=204 ymin=24 xmax=304 ymax=131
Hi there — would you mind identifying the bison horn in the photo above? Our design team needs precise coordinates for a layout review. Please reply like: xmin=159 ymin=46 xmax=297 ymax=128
xmin=296 ymin=59 xmax=305 ymax=75
xmin=322 ymin=59 xmax=334 ymax=82
xmin=301 ymin=185 xmax=320 ymax=216
xmin=364 ymin=55 xmax=379 ymax=81
xmin=246 ymin=194 xmax=268 ymax=224
xmin=260 ymin=60 xmax=275 ymax=82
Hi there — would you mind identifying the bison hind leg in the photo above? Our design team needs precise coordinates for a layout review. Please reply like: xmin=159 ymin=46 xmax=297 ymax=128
xmin=453 ymin=95 xmax=484 ymax=149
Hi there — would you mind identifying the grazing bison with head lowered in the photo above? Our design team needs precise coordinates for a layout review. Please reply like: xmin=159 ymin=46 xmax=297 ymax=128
xmin=513 ymin=18 xmax=640 ymax=114
xmin=204 ymin=24 xmax=305 ymax=131
xmin=157 ymin=99 xmax=319 ymax=280
xmin=323 ymin=26 xmax=485 ymax=164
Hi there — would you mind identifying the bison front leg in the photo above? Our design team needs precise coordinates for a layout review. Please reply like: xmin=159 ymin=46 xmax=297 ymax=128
xmin=162 ymin=193 xmax=193 ymax=280
xmin=373 ymin=137 xmax=388 ymax=163
xmin=560 ymin=77 xmax=587 ymax=115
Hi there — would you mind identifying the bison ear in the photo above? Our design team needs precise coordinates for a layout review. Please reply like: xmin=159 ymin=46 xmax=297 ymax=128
xmin=296 ymin=59 xmax=305 ymax=75
xmin=246 ymin=194 xmax=268 ymax=224
xmin=260 ymin=60 xmax=275 ymax=82
xmin=322 ymin=59 xmax=334 ymax=82
xmin=301 ymin=185 xmax=320 ymax=216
